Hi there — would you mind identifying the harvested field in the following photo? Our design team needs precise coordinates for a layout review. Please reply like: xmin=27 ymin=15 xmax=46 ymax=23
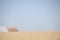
xmin=0 ymin=32 xmax=60 ymax=40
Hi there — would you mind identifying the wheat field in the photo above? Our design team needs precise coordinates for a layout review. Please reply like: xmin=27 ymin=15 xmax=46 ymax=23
xmin=0 ymin=32 xmax=60 ymax=40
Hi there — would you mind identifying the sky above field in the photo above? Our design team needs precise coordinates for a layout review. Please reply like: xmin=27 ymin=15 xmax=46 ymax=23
xmin=0 ymin=0 xmax=60 ymax=31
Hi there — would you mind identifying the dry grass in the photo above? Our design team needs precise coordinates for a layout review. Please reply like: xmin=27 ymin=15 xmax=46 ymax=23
xmin=0 ymin=32 xmax=60 ymax=40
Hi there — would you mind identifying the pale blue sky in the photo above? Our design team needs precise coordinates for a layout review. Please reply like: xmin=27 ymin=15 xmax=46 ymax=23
xmin=0 ymin=0 xmax=60 ymax=31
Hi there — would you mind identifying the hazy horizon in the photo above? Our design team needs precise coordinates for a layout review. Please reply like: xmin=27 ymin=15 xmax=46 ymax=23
xmin=0 ymin=0 xmax=60 ymax=31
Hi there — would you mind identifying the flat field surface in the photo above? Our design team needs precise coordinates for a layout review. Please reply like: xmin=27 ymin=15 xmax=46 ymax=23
xmin=0 ymin=32 xmax=60 ymax=40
